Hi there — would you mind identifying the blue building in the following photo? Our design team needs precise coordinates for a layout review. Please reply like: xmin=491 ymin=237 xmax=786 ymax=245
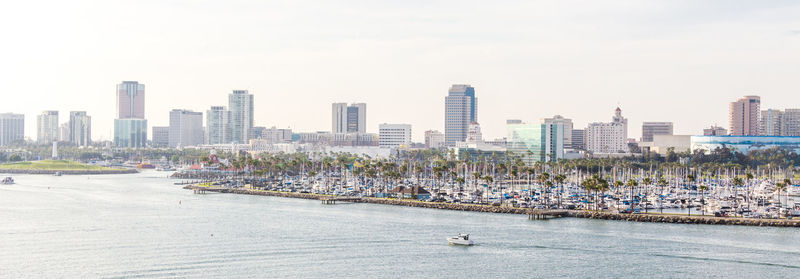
xmin=690 ymin=136 xmax=800 ymax=153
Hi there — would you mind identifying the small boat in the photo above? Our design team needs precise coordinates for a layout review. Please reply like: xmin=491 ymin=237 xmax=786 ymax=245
xmin=447 ymin=233 xmax=474 ymax=246
xmin=1 ymin=177 xmax=14 ymax=185
xmin=54 ymin=171 xmax=62 ymax=176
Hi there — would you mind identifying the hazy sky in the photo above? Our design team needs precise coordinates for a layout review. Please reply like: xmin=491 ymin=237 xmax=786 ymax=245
xmin=2 ymin=0 xmax=799 ymax=142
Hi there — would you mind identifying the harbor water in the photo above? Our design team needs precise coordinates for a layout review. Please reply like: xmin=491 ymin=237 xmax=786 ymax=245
xmin=1 ymin=172 xmax=799 ymax=278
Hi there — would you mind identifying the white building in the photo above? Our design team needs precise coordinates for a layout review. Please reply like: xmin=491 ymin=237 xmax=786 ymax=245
xmin=585 ymin=108 xmax=628 ymax=154
xmin=378 ymin=123 xmax=412 ymax=148
xmin=229 ymin=90 xmax=254 ymax=143
xmin=206 ymin=106 xmax=231 ymax=145
xmin=37 ymin=110 xmax=59 ymax=144
xmin=169 ymin=109 xmax=204 ymax=148
xmin=69 ymin=111 xmax=91 ymax=147
xmin=0 ymin=113 xmax=24 ymax=146
xmin=543 ymin=115 xmax=573 ymax=149
xmin=424 ymin=130 xmax=445 ymax=149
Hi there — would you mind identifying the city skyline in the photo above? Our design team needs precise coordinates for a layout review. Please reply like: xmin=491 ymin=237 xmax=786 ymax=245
xmin=2 ymin=1 xmax=800 ymax=142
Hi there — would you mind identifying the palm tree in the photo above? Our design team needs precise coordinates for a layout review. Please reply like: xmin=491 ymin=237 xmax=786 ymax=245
xmin=554 ymin=174 xmax=566 ymax=208
xmin=698 ymin=184 xmax=708 ymax=216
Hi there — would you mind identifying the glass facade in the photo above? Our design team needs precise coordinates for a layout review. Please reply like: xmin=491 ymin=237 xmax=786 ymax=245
xmin=691 ymin=136 xmax=800 ymax=153
xmin=507 ymin=123 xmax=545 ymax=165
xmin=114 ymin=119 xmax=148 ymax=148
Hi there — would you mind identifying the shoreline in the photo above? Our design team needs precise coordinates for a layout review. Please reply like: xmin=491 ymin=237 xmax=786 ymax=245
xmin=0 ymin=169 xmax=139 ymax=175
xmin=183 ymin=185 xmax=800 ymax=228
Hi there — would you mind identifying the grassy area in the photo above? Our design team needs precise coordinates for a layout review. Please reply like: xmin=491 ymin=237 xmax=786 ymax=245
xmin=0 ymin=160 xmax=118 ymax=171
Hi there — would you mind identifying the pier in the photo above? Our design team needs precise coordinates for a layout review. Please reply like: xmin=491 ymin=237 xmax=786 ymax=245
xmin=320 ymin=197 xmax=363 ymax=204
xmin=528 ymin=210 xmax=568 ymax=220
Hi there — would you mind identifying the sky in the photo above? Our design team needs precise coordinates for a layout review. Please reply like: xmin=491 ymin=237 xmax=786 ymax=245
xmin=1 ymin=0 xmax=799 ymax=142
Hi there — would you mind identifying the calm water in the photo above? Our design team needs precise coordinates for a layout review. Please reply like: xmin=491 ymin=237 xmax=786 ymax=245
xmin=1 ymin=172 xmax=799 ymax=278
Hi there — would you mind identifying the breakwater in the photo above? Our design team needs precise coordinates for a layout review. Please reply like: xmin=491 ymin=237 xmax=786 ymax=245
xmin=184 ymin=185 xmax=800 ymax=228
xmin=0 ymin=169 xmax=138 ymax=175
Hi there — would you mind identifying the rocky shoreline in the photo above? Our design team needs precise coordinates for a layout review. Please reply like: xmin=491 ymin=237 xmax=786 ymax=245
xmin=184 ymin=185 xmax=800 ymax=228
xmin=0 ymin=169 xmax=139 ymax=175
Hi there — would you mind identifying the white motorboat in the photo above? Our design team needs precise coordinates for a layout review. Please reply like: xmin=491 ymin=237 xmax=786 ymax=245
xmin=1 ymin=177 xmax=14 ymax=185
xmin=447 ymin=233 xmax=474 ymax=246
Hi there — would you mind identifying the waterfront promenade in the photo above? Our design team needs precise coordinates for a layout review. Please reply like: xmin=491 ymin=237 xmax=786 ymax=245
xmin=184 ymin=185 xmax=800 ymax=227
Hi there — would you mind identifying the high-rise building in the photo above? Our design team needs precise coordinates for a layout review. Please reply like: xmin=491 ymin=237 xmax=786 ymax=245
xmin=115 ymin=81 xmax=146 ymax=148
xmin=378 ymin=123 xmax=412 ymax=148
xmin=782 ymin=109 xmax=800 ymax=136
xmin=444 ymin=84 xmax=477 ymax=146
xmin=117 ymin=81 xmax=145 ymax=119
xmin=729 ymin=95 xmax=760 ymax=136
xmin=332 ymin=103 xmax=366 ymax=134
xmin=506 ymin=120 xmax=565 ymax=165
xmin=151 ymin=126 xmax=169 ymax=147
xmin=206 ymin=106 xmax=231 ymax=144
xmin=703 ymin=125 xmax=728 ymax=136
xmin=37 ymin=111 xmax=59 ymax=144
xmin=571 ymin=129 xmax=585 ymax=150
xmin=229 ymin=90 xmax=254 ymax=143
xmin=585 ymin=108 xmax=628 ymax=154
xmin=114 ymin=119 xmax=147 ymax=148
xmin=760 ymin=109 xmax=783 ymax=136
xmin=168 ymin=109 xmax=204 ymax=148
xmin=69 ymin=111 xmax=91 ymax=147
xmin=0 ymin=113 xmax=24 ymax=146
xmin=543 ymin=115 xmax=573 ymax=149
xmin=641 ymin=122 xmax=673 ymax=142
xmin=424 ymin=130 xmax=445 ymax=149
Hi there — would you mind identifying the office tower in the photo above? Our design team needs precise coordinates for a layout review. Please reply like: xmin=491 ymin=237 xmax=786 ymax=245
xmin=117 ymin=81 xmax=145 ymax=119
xmin=641 ymin=122 xmax=674 ymax=142
xmin=168 ymin=109 xmax=203 ymax=148
xmin=229 ymin=90 xmax=254 ymax=143
xmin=378 ymin=123 xmax=412 ymax=148
xmin=424 ymin=130 xmax=445 ymax=149
xmin=729 ymin=95 xmax=760 ymax=136
xmin=332 ymin=103 xmax=366 ymax=134
xmin=206 ymin=106 xmax=231 ymax=144
xmin=114 ymin=119 xmax=147 ymax=148
xmin=115 ymin=81 xmax=146 ymax=148
xmin=0 ymin=113 xmax=24 ymax=146
xmin=760 ymin=109 xmax=783 ymax=136
xmin=586 ymin=108 xmax=628 ymax=153
xmin=543 ymin=115 xmax=573 ymax=149
xmin=571 ymin=129 xmax=585 ymax=150
xmin=152 ymin=126 xmax=169 ymax=147
xmin=703 ymin=125 xmax=728 ymax=136
xmin=543 ymin=121 xmax=566 ymax=162
xmin=69 ymin=111 xmax=91 ymax=147
xmin=37 ymin=111 xmax=59 ymax=144
xmin=444 ymin=84 xmax=477 ymax=146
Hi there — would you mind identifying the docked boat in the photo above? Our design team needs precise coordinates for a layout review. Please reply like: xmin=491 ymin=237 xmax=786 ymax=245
xmin=54 ymin=171 xmax=62 ymax=176
xmin=447 ymin=233 xmax=474 ymax=246
xmin=1 ymin=177 xmax=14 ymax=185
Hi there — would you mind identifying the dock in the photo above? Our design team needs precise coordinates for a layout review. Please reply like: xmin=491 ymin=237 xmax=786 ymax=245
xmin=528 ymin=210 xmax=568 ymax=220
xmin=320 ymin=197 xmax=362 ymax=204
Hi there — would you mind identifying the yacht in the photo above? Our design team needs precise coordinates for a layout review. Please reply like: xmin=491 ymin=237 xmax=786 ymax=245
xmin=1 ymin=177 xmax=14 ymax=185
xmin=447 ymin=233 xmax=474 ymax=246
xmin=54 ymin=171 xmax=62 ymax=176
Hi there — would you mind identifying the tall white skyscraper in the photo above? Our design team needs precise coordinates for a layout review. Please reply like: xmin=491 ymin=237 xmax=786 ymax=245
xmin=229 ymin=90 xmax=254 ymax=143
xmin=69 ymin=111 xmax=91 ymax=147
xmin=445 ymin=84 xmax=477 ymax=146
xmin=168 ymin=109 xmax=204 ymax=148
xmin=332 ymin=103 xmax=366 ymax=134
xmin=543 ymin=115 xmax=573 ymax=149
xmin=206 ymin=106 xmax=232 ymax=144
xmin=37 ymin=110 xmax=59 ymax=144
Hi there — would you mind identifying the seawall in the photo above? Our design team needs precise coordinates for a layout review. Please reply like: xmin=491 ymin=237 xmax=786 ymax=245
xmin=184 ymin=185 xmax=800 ymax=228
